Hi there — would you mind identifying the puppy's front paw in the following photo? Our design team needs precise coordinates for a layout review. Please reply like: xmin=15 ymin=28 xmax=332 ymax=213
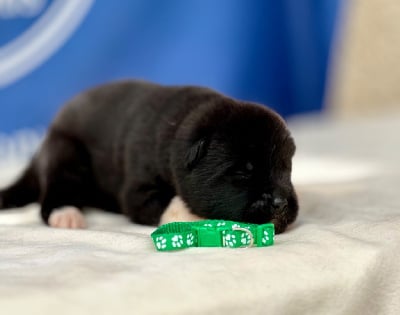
xmin=48 ymin=207 xmax=87 ymax=229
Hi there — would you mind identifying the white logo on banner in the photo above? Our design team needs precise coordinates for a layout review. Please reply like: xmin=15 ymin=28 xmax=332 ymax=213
xmin=0 ymin=0 xmax=46 ymax=18
xmin=0 ymin=0 xmax=94 ymax=87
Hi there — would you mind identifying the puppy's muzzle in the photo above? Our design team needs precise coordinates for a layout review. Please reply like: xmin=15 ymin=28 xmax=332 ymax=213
xmin=271 ymin=195 xmax=288 ymax=210
xmin=254 ymin=193 xmax=288 ymax=212
xmin=245 ymin=192 xmax=291 ymax=228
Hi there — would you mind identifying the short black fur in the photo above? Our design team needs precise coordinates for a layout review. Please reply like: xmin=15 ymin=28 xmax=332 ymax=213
xmin=0 ymin=80 xmax=298 ymax=233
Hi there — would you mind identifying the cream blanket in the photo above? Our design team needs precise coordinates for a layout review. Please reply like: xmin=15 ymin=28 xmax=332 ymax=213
xmin=1 ymin=114 xmax=400 ymax=315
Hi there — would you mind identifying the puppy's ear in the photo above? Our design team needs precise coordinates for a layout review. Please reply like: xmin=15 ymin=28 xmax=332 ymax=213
xmin=185 ymin=139 xmax=208 ymax=170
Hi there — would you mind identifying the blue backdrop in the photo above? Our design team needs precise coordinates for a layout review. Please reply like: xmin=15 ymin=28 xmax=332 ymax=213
xmin=0 ymin=0 xmax=342 ymax=134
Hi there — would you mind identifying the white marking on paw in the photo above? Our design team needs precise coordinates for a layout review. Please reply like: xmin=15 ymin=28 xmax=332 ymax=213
xmin=48 ymin=206 xmax=87 ymax=229
xmin=159 ymin=196 xmax=204 ymax=225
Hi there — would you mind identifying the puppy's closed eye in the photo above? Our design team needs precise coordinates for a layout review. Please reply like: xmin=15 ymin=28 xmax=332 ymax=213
xmin=232 ymin=170 xmax=251 ymax=181
xmin=228 ymin=164 xmax=253 ymax=182
xmin=185 ymin=139 xmax=208 ymax=170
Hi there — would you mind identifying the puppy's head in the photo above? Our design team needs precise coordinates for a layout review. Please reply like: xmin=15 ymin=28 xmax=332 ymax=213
xmin=172 ymin=100 xmax=298 ymax=233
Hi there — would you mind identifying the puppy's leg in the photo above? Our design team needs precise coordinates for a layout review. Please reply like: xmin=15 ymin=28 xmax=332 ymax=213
xmin=121 ymin=180 xmax=175 ymax=226
xmin=37 ymin=132 xmax=94 ymax=228
xmin=39 ymin=178 xmax=88 ymax=228
xmin=39 ymin=168 xmax=90 ymax=229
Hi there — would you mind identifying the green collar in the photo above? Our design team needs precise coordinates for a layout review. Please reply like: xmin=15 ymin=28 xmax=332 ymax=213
xmin=151 ymin=220 xmax=274 ymax=251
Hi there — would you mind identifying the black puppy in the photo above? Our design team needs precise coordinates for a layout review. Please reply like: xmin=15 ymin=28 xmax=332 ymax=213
xmin=0 ymin=80 xmax=298 ymax=233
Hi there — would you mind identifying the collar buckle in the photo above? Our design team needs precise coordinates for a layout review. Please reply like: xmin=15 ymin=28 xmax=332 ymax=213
xmin=228 ymin=227 xmax=254 ymax=248
xmin=195 ymin=225 xmax=226 ymax=247
xmin=195 ymin=225 xmax=255 ymax=248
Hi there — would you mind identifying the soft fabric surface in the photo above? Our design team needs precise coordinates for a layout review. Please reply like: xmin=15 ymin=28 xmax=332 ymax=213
xmin=1 ymin=114 xmax=400 ymax=315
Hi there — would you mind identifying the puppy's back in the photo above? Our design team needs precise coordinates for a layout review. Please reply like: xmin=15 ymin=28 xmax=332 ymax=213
xmin=46 ymin=80 xmax=221 ymax=189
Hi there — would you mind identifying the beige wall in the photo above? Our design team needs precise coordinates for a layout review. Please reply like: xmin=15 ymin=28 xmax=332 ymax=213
xmin=327 ymin=1 xmax=400 ymax=117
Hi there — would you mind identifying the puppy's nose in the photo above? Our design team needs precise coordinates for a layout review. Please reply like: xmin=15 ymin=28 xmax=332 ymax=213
xmin=272 ymin=196 xmax=287 ymax=209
